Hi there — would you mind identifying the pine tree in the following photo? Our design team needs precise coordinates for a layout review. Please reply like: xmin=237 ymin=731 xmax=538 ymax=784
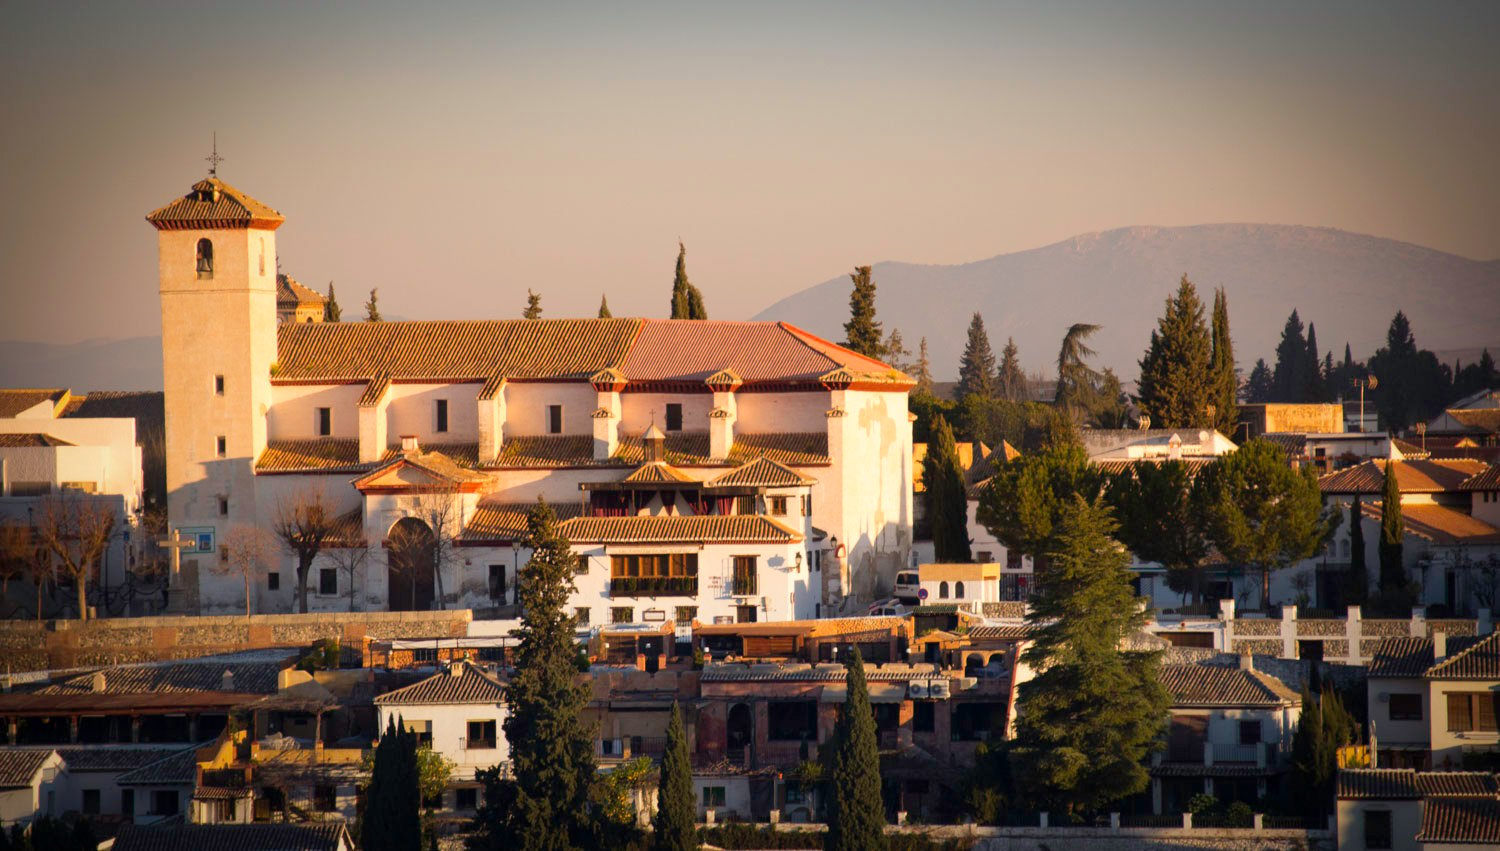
xmin=912 ymin=338 xmax=935 ymax=397
xmin=1105 ymin=460 xmax=1209 ymax=603
xmin=1054 ymin=323 xmax=1103 ymax=415
xmin=957 ymin=313 xmax=998 ymax=400
xmin=1303 ymin=322 xmax=1325 ymax=402
xmin=997 ymin=337 xmax=1027 ymax=402
xmin=326 ymin=282 xmax=343 ymax=322
xmin=365 ymin=716 xmax=421 ymax=851
xmin=1369 ymin=311 xmax=1452 ymax=431
xmin=598 ymin=295 xmax=612 ymax=319
xmin=1246 ymin=358 xmax=1273 ymax=403
xmin=1347 ymin=494 xmax=1367 ymax=605
xmin=882 ymin=328 xmax=910 ymax=372
xmin=1379 ymin=462 xmax=1404 ymax=592
xmin=1009 ymin=497 xmax=1170 ymax=815
xmin=1270 ymin=310 xmax=1307 ymax=402
xmin=1209 ymin=288 xmax=1236 ymax=433
xmin=924 ymin=416 xmax=972 ymax=563
xmin=652 ymin=702 xmax=696 ymax=851
xmin=842 ymin=266 xmax=884 ymax=358
xmin=826 ymin=648 xmax=887 ymax=851
xmin=523 ymin=289 xmax=543 ymax=320
xmin=1136 ymin=275 xmax=1214 ymax=429
xmin=476 ymin=499 xmax=596 ymax=849
xmin=364 ymin=288 xmax=382 ymax=322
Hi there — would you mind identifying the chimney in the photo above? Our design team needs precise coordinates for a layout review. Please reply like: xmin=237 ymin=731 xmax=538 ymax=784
xmin=220 ymin=670 xmax=236 ymax=691
xmin=643 ymin=423 xmax=667 ymax=464
xmin=1433 ymin=630 xmax=1447 ymax=663
xmin=401 ymin=434 xmax=419 ymax=453
xmin=448 ymin=661 xmax=464 ymax=677
xmin=91 ymin=672 xmax=107 ymax=693
xmin=1238 ymin=654 xmax=1254 ymax=672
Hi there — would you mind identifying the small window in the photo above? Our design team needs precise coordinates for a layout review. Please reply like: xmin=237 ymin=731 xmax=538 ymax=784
xmin=611 ymin=607 xmax=633 ymax=625
xmin=267 ymin=572 xmax=281 ymax=591
xmin=219 ymin=496 xmax=229 ymax=516
xmin=412 ymin=648 xmax=438 ymax=664
xmin=1364 ymin=810 xmax=1392 ymax=849
xmin=488 ymin=565 xmax=506 ymax=602
xmin=435 ymin=399 xmax=449 ymax=433
xmin=82 ymin=789 xmax=100 ymax=815
xmin=319 ymin=568 xmax=337 ymax=596
xmin=313 ymin=785 xmax=337 ymax=813
xmin=150 ymin=789 xmax=180 ymax=816
xmin=1389 ymin=693 xmax=1423 ymax=721
xmin=575 ymin=607 xmax=591 ymax=627
xmin=195 ymin=239 xmax=214 ymax=278
xmin=665 ymin=403 xmax=683 ymax=432
xmin=548 ymin=405 xmax=563 ymax=434
xmin=214 ymin=375 xmax=225 ymax=395
xmin=455 ymin=788 xmax=479 ymax=810
xmin=1238 ymin=720 xmax=1261 ymax=745
xmin=703 ymin=786 xmax=726 ymax=808
xmin=913 ymin=701 xmax=935 ymax=732
xmin=954 ymin=581 xmax=965 ymax=599
xmin=575 ymin=555 xmax=589 ymax=575
xmin=769 ymin=496 xmax=788 ymax=516
xmin=466 ymin=719 xmax=497 ymax=749
xmin=219 ymin=545 xmax=229 ymax=564
xmin=800 ymin=494 xmax=811 ymax=516
xmin=939 ymin=581 xmax=949 ymax=599
xmin=675 ymin=606 xmax=698 ymax=624
xmin=317 ymin=407 xmax=332 ymax=436
xmin=403 ymin=718 xmax=433 ymax=746
xmin=216 ymin=435 xmax=228 ymax=457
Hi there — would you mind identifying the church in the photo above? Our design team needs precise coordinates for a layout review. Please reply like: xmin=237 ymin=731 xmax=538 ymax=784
xmin=146 ymin=174 xmax=914 ymax=626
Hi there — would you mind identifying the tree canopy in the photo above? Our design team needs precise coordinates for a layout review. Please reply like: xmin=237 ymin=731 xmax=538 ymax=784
xmin=842 ymin=266 xmax=884 ymax=358
xmin=364 ymin=288 xmax=382 ymax=322
xmin=1209 ymin=288 xmax=1237 ymax=434
xmin=669 ymin=242 xmax=708 ymax=320
xmin=1105 ymin=461 xmax=1209 ymax=601
xmin=998 ymin=336 xmax=1028 ymax=403
xmin=364 ymin=716 xmax=421 ymax=851
xmin=1379 ymin=462 xmax=1404 ymax=592
xmin=924 ymin=415 xmax=971 ymax=563
xmin=597 ymin=295 xmax=612 ymax=319
xmin=1369 ymin=311 xmax=1451 ymax=431
xmin=652 ymin=702 xmax=696 ymax=851
xmin=1136 ymin=275 xmax=1214 ymax=429
xmin=976 ymin=442 xmax=1104 ymax=561
xmin=957 ymin=313 xmax=999 ymax=401
xmin=523 ymin=289 xmax=543 ymax=320
xmin=825 ymin=648 xmax=888 ymax=851
xmin=325 ymin=282 xmax=342 ymax=322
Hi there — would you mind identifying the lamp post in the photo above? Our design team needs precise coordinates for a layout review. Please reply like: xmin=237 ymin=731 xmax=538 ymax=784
xmin=509 ymin=540 xmax=521 ymax=607
xmin=1352 ymin=375 xmax=1378 ymax=433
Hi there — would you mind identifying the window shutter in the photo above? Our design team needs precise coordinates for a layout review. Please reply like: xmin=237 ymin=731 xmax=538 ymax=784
xmin=1448 ymin=693 xmax=1472 ymax=732
xmin=1480 ymin=693 xmax=1498 ymax=732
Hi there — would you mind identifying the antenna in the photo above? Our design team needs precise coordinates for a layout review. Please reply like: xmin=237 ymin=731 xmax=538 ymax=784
xmin=205 ymin=132 xmax=224 ymax=177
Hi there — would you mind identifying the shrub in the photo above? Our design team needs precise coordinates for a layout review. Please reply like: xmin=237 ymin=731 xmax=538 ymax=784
xmin=1226 ymin=801 xmax=1254 ymax=828
xmin=1187 ymin=793 xmax=1219 ymax=815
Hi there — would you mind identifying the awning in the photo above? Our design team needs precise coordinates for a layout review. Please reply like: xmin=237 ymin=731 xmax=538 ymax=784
xmin=820 ymin=682 xmax=906 ymax=704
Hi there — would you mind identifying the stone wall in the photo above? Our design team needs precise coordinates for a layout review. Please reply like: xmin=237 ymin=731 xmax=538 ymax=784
xmin=0 ymin=610 xmax=472 ymax=671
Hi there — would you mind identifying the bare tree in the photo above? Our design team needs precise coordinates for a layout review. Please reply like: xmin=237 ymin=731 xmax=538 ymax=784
xmin=326 ymin=545 xmax=369 ymax=613
xmin=273 ymin=488 xmax=336 ymax=614
xmin=33 ymin=494 xmax=117 ymax=621
xmin=0 ymin=521 xmax=35 ymax=612
xmin=388 ymin=484 xmax=466 ymax=611
xmin=221 ymin=525 xmax=276 ymax=618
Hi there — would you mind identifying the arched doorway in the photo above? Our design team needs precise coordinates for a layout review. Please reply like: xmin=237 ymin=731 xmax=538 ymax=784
xmin=387 ymin=517 xmax=436 ymax=612
xmin=726 ymin=703 xmax=752 ymax=761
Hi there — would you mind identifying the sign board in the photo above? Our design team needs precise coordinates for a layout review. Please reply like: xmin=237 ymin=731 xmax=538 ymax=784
xmin=705 ymin=575 xmax=724 ymax=594
xmin=179 ymin=526 xmax=216 ymax=555
xmin=918 ymin=587 xmax=929 ymax=600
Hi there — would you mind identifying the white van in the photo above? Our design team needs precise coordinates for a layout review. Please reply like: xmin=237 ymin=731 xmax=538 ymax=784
xmin=893 ymin=571 xmax=921 ymax=603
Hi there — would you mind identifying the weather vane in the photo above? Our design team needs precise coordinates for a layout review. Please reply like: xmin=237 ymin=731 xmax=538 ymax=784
xmin=206 ymin=132 xmax=224 ymax=178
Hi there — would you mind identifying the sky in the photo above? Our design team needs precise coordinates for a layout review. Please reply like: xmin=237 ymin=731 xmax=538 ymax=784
xmin=2 ymin=0 xmax=1497 ymax=344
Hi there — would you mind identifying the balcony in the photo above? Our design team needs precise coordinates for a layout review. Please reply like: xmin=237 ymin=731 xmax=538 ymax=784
xmin=609 ymin=576 xmax=698 ymax=597
xmin=1159 ymin=741 xmax=1279 ymax=769
xmin=460 ymin=736 xmax=497 ymax=751
xmin=731 ymin=576 xmax=758 ymax=596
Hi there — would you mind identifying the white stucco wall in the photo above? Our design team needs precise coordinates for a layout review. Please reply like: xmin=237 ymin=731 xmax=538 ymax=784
xmin=376 ymin=697 xmax=508 ymax=781
xmin=268 ymin=383 xmax=364 ymax=440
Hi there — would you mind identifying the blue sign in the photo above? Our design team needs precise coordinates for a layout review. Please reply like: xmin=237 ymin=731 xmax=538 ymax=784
xmin=918 ymin=587 xmax=929 ymax=600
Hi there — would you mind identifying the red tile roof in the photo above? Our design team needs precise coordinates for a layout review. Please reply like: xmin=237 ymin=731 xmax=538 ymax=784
xmin=621 ymin=461 xmax=699 ymax=484
xmin=1367 ymin=636 xmax=1483 ymax=678
xmin=145 ymin=177 xmax=285 ymax=231
xmin=460 ymin=501 xmax=585 ymax=543
xmin=1358 ymin=501 xmax=1500 ymax=545
xmin=0 ymin=389 xmax=67 ymax=418
xmin=1158 ymin=664 xmax=1300 ymax=707
xmin=1426 ymin=632 xmax=1500 ymax=679
xmin=277 ymin=275 xmax=326 ymax=306
xmin=1444 ymin=409 xmax=1500 ymax=434
xmin=558 ymin=515 xmax=802 ymax=544
xmin=706 ymin=457 xmax=815 ymax=488
xmin=1319 ymin=459 xmax=1490 ymax=495
xmin=1418 ymin=797 xmax=1500 ymax=844
xmin=0 ymin=750 xmax=53 ymax=788
xmin=0 ymin=433 xmax=74 ymax=447
xmin=113 ymin=823 xmax=349 ymax=851
xmin=256 ymin=438 xmax=367 ymax=473
xmin=374 ymin=662 xmax=506 ymax=705
xmin=1459 ymin=464 xmax=1500 ymax=491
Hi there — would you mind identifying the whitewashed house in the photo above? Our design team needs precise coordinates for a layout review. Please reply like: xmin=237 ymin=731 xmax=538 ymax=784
xmin=374 ymin=661 xmax=507 ymax=814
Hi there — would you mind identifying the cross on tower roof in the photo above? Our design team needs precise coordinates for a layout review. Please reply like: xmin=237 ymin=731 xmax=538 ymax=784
xmin=205 ymin=132 xmax=224 ymax=177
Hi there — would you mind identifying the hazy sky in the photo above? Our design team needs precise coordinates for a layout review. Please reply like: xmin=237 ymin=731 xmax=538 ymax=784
xmin=3 ymin=1 xmax=1497 ymax=344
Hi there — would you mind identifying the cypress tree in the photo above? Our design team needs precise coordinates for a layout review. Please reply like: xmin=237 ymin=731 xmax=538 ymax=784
xmin=598 ymin=295 xmax=612 ymax=319
xmin=997 ymin=337 xmax=1027 ymax=402
xmin=1136 ymin=275 xmax=1213 ymax=428
xmin=1347 ymin=494 xmax=1367 ymax=605
xmin=1246 ymin=359 xmax=1273 ymax=404
xmin=1209 ymin=288 xmax=1236 ymax=433
xmin=473 ymin=499 xmax=596 ymax=849
xmin=924 ymin=416 xmax=972 ymax=563
xmin=1288 ymin=688 xmax=1328 ymax=819
xmin=1379 ymin=462 xmax=1404 ymax=592
xmin=912 ymin=338 xmax=935 ymax=397
xmin=1303 ymin=322 xmax=1325 ymax=402
xmin=365 ymin=716 xmax=421 ymax=851
xmin=652 ymin=702 xmax=696 ymax=851
xmin=523 ymin=289 xmax=543 ymax=320
xmin=842 ymin=266 xmax=884 ymax=358
xmin=957 ymin=313 xmax=998 ymax=400
xmin=364 ymin=288 xmax=383 ymax=322
xmin=826 ymin=648 xmax=887 ymax=851
xmin=668 ymin=242 xmax=708 ymax=320
xmin=1271 ymin=310 xmax=1306 ymax=402
xmin=326 ymin=282 xmax=343 ymax=322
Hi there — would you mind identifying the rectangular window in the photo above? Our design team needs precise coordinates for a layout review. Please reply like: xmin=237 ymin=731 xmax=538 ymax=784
xmin=735 ymin=495 xmax=756 ymax=515
xmin=455 ymin=788 xmax=479 ymax=810
xmin=609 ymin=553 xmax=698 ymax=596
xmin=769 ymin=496 xmax=788 ymax=516
xmin=1238 ymin=720 xmax=1262 ymax=745
xmin=8 ymin=481 xmax=50 ymax=497
xmin=801 ymin=494 xmax=811 ymax=516
xmin=1388 ymin=693 xmax=1423 ymax=721
xmin=1364 ymin=810 xmax=1392 ymax=850
xmin=548 ymin=405 xmax=563 ymax=434
xmin=216 ymin=435 xmax=227 ymax=457
xmin=612 ymin=607 xmax=634 ymax=624
xmin=82 ymin=789 xmax=100 ymax=815
xmin=313 ymin=785 xmax=337 ymax=813
xmin=703 ymin=786 xmax=726 ymax=808
xmin=317 ymin=407 xmax=332 ymax=436
xmin=412 ymin=648 xmax=438 ymax=664
xmin=1447 ymin=692 xmax=1498 ymax=732
xmin=665 ymin=403 xmax=683 ymax=432
xmin=466 ymin=719 xmax=497 ymax=749
xmin=488 ymin=565 xmax=506 ymax=602
xmin=403 ymin=718 xmax=433 ymax=747
xmin=61 ymin=481 xmax=98 ymax=494
xmin=214 ymin=375 xmax=225 ymax=395
xmin=149 ymin=790 xmax=179 ymax=816
xmin=675 ymin=606 xmax=698 ymax=624
xmin=736 ymin=604 xmax=758 ymax=624
xmin=121 ymin=788 xmax=134 ymax=818
xmin=435 ymin=399 xmax=449 ymax=433
xmin=319 ymin=568 xmax=338 ymax=596
xmin=575 ymin=555 xmax=589 ymax=575
xmin=575 ymin=607 xmax=591 ymax=627
xmin=732 ymin=556 xmax=757 ymax=596
xmin=268 ymin=572 xmax=280 ymax=590
xmin=913 ymin=701 xmax=935 ymax=732
xmin=218 ymin=496 xmax=229 ymax=516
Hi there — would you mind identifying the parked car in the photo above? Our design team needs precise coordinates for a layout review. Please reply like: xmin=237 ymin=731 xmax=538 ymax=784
xmin=867 ymin=598 xmax=908 ymax=617
xmin=893 ymin=571 xmax=921 ymax=603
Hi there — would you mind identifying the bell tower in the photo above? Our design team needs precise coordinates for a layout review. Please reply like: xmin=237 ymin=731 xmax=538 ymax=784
xmin=146 ymin=171 xmax=283 ymax=612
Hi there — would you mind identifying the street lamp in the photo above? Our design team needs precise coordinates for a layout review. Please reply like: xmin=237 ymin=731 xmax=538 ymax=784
xmin=509 ymin=540 xmax=520 ymax=606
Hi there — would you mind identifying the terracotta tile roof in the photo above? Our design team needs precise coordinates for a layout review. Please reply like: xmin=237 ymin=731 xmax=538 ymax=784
xmin=1366 ymin=637 xmax=1480 ymax=678
xmin=1319 ymin=459 xmax=1490 ymax=494
xmin=1445 ymin=409 xmax=1500 ymax=434
xmin=1335 ymin=768 xmax=1500 ymax=799
xmin=39 ymin=659 xmax=284 ymax=695
xmin=1460 ymin=464 xmax=1500 ymax=491
xmin=727 ymin=432 xmax=830 ymax=466
xmin=1417 ymin=797 xmax=1500 ymax=844
xmin=115 ymin=746 xmax=200 ymax=786
xmin=256 ymin=438 xmax=367 ymax=473
xmin=145 ymin=178 xmax=285 ymax=231
xmin=1359 ymin=501 xmax=1500 ymax=545
xmin=1392 ymin=438 xmax=1431 ymax=460
xmin=612 ymin=430 xmax=715 ymax=465
xmin=1094 ymin=458 xmax=1216 ymax=478
xmin=193 ymin=786 xmax=254 ymax=800
xmin=0 ymin=433 xmax=74 ymax=447
xmin=621 ymin=461 xmax=699 ymax=484
xmin=113 ymin=823 xmax=349 ymax=851
xmin=557 ymin=515 xmax=802 ymax=544
xmin=1259 ymin=433 xmax=1309 ymax=457
xmin=1426 ymin=632 xmax=1500 ymax=679
xmin=374 ymin=662 xmax=506 ymax=705
xmin=327 ymin=507 xmax=365 ymax=548
xmin=1418 ymin=772 xmax=1500 ymax=797
xmin=484 ymin=431 xmax=829 ymax=470
xmin=492 ymin=434 xmax=597 ymax=468
xmin=706 ymin=456 xmax=815 ymax=488
xmin=0 ymin=389 xmax=66 ymax=418
xmin=700 ymin=661 xmax=938 ymax=682
xmin=968 ymin=625 xmax=1032 ymax=641
xmin=621 ymin=320 xmax=907 ymax=385
xmin=1157 ymin=663 xmax=1300 ymax=707
xmin=808 ymin=616 xmax=908 ymax=638
xmin=277 ymin=274 xmax=326 ymax=306
xmin=352 ymin=448 xmax=487 ymax=489
xmin=0 ymin=749 xmax=53 ymax=788
xmin=1150 ymin=762 xmax=1273 ymax=778
xmin=460 ymin=501 xmax=585 ymax=542
xmin=358 ymin=373 xmax=390 ymax=407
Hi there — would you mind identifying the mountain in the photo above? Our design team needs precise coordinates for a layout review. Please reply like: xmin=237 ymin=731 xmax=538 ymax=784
xmin=754 ymin=224 xmax=1500 ymax=383
xmin=0 ymin=337 xmax=163 ymax=392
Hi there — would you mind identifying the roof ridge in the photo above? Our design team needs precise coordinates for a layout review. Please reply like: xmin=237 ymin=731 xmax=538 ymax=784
xmin=1426 ymin=630 xmax=1500 ymax=677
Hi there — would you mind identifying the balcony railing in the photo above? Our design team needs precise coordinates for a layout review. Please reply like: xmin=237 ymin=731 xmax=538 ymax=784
xmin=731 ymin=576 xmax=757 ymax=596
xmin=609 ymin=576 xmax=698 ymax=597
xmin=1160 ymin=741 xmax=1279 ymax=768
xmin=460 ymin=737 xmax=497 ymax=751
